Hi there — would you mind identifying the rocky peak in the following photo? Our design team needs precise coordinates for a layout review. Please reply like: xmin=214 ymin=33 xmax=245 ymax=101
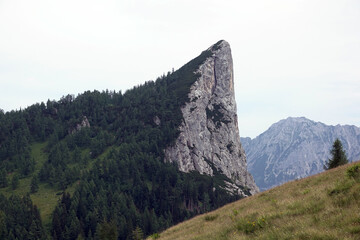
xmin=164 ymin=40 xmax=259 ymax=196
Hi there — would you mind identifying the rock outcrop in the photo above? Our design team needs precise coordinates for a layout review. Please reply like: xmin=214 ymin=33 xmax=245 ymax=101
xmin=164 ymin=40 xmax=259 ymax=196
xmin=242 ymin=117 xmax=360 ymax=191
xmin=69 ymin=116 xmax=90 ymax=134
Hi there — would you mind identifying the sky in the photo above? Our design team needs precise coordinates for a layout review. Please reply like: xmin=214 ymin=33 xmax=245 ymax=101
xmin=0 ymin=0 xmax=359 ymax=138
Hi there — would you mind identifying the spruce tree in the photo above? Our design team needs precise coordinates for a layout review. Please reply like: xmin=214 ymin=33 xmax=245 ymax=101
xmin=132 ymin=226 xmax=144 ymax=240
xmin=95 ymin=220 xmax=118 ymax=240
xmin=30 ymin=176 xmax=39 ymax=193
xmin=0 ymin=210 xmax=6 ymax=239
xmin=11 ymin=173 xmax=19 ymax=190
xmin=324 ymin=138 xmax=348 ymax=170
xmin=0 ymin=169 xmax=7 ymax=188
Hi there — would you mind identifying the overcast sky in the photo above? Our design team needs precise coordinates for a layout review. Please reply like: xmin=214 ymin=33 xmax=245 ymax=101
xmin=1 ymin=0 xmax=359 ymax=138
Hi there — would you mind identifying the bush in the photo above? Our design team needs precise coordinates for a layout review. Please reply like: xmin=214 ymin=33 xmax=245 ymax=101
xmin=236 ymin=216 xmax=267 ymax=234
xmin=204 ymin=214 xmax=218 ymax=221
xmin=150 ymin=233 xmax=160 ymax=239
xmin=328 ymin=179 xmax=353 ymax=196
xmin=347 ymin=163 xmax=360 ymax=182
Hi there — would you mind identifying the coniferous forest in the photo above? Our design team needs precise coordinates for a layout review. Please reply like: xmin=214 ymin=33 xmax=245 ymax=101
xmin=0 ymin=41 xmax=242 ymax=239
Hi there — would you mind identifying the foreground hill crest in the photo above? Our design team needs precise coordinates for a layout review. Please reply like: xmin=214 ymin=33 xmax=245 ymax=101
xmin=150 ymin=161 xmax=360 ymax=240
xmin=164 ymin=40 xmax=259 ymax=195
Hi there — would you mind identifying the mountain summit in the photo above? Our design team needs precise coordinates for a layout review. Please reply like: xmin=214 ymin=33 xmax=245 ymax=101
xmin=165 ymin=40 xmax=258 ymax=195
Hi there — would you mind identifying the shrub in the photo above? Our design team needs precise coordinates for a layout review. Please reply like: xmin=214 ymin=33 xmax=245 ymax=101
xmin=328 ymin=179 xmax=353 ymax=196
xmin=236 ymin=216 xmax=267 ymax=234
xmin=150 ymin=233 xmax=160 ymax=239
xmin=204 ymin=214 xmax=218 ymax=221
xmin=347 ymin=163 xmax=360 ymax=182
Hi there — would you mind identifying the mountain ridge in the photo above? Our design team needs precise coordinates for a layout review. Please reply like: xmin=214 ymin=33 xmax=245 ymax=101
xmin=241 ymin=116 xmax=360 ymax=191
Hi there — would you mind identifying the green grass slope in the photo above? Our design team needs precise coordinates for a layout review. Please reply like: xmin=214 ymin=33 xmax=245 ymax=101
xmin=149 ymin=161 xmax=360 ymax=240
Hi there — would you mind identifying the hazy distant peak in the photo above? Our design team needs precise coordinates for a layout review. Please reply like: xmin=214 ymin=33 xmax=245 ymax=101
xmin=242 ymin=117 xmax=360 ymax=191
xmin=278 ymin=116 xmax=314 ymax=125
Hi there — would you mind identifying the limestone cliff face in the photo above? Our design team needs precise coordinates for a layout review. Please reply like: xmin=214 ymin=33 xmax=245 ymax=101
xmin=164 ymin=40 xmax=259 ymax=196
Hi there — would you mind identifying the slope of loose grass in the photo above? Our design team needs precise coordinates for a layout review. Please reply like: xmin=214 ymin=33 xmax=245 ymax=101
xmin=149 ymin=161 xmax=360 ymax=240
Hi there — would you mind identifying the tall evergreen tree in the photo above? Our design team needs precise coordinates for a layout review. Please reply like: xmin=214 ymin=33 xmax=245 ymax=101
xmin=11 ymin=173 xmax=19 ymax=190
xmin=0 ymin=210 xmax=6 ymax=239
xmin=95 ymin=220 xmax=118 ymax=240
xmin=324 ymin=138 xmax=349 ymax=170
xmin=30 ymin=175 xmax=39 ymax=193
xmin=0 ymin=169 xmax=7 ymax=188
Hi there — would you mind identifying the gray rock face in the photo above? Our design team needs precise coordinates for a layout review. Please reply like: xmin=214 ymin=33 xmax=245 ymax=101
xmin=69 ymin=116 xmax=90 ymax=134
xmin=164 ymin=40 xmax=259 ymax=196
xmin=242 ymin=117 xmax=360 ymax=191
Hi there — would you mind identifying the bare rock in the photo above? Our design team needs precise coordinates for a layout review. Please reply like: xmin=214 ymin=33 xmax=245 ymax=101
xmin=69 ymin=116 xmax=90 ymax=134
xmin=164 ymin=40 xmax=259 ymax=196
xmin=153 ymin=116 xmax=161 ymax=126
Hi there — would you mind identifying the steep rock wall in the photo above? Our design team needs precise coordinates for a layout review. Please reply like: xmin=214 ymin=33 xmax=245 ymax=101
xmin=164 ymin=40 xmax=259 ymax=196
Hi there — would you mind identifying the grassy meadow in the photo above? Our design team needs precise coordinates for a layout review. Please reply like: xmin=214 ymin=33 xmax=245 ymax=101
xmin=149 ymin=161 xmax=360 ymax=240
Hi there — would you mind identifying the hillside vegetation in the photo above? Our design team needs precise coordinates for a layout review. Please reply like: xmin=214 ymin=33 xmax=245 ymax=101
xmin=150 ymin=161 xmax=360 ymax=240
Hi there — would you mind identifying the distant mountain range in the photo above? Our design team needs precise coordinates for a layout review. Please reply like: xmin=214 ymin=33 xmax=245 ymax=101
xmin=241 ymin=117 xmax=360 ymax=191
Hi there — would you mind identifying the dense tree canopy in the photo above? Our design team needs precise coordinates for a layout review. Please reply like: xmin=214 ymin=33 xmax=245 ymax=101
xmin=0 ymin=193 xmax=46 ymax=240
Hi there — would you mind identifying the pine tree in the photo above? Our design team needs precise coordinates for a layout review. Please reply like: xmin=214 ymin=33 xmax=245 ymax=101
xmin=0 ymin=210 xmax=6 ymax=239
xmin=0 ymin=169 xmax=7 ymax=188
xmin=30 ymin=176 xmax=39 ymax=193
xmin=11 ymin=173 xmax=19 ymax=190
xmin=324 ymin=138 xmax=349 ymax=170
xmin=132 ymin=226 xmax=144 ymax=240
xmin=95 ymin=220 xmax=118 ymax=240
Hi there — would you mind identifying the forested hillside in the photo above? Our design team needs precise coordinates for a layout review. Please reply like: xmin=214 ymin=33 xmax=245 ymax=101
xmin=0 ymin=40 xmax=244 ymax=239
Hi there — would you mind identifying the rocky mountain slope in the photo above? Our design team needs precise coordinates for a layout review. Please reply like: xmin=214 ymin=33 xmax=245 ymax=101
xmin=241 ymin=117 xmax=360 ymax=191
xmin=165 ymin=41 xmax=258 ymax=195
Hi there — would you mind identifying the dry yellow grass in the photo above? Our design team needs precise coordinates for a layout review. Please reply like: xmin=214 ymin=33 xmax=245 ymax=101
xmin=149 ymin=161 xmax=360 ymax=240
